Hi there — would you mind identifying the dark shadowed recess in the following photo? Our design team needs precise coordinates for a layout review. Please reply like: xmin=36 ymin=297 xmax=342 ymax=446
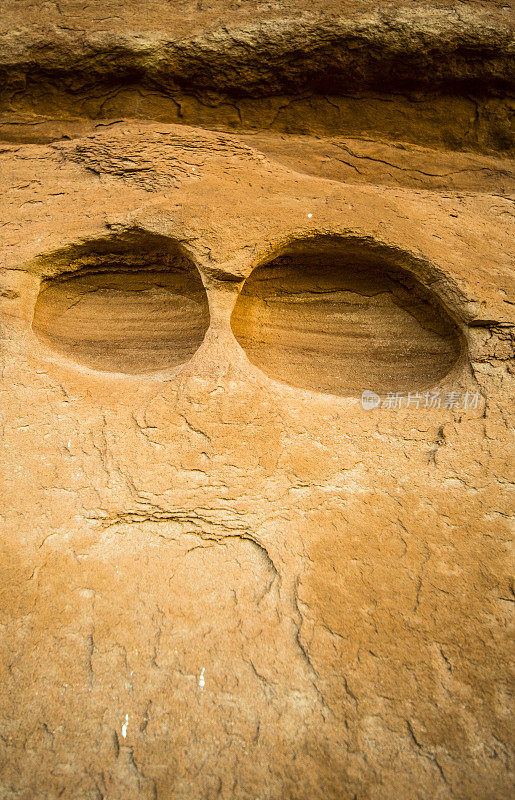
xmin=0 ymin=12 xmax=513 ymax=151
xmin=231 ymin=238 xmax=464 ymax=396
xmin=32 ymin=233 xmax=210 ymax=374
xmin=1 ymin=14 xmax=513 ymax=96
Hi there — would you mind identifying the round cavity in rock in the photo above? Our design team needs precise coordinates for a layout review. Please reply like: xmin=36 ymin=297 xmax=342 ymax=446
xmin=231 ymin=244 xmax=462 ymax=396
xmin=32 ymin=246 xmax=210 ymax=374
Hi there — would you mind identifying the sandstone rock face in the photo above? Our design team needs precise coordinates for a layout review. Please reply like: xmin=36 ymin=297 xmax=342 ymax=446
xmin=231 ymin=245 xmax=463 ymax=396
xmin=32 ymin=240 xmax=210 ymax=374
xmin=0 ymin=3 xmax=513 ymax=800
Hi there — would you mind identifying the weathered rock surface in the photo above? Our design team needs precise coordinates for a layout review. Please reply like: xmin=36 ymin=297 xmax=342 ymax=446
xmin=1 ymin=2 xmax=514 ymax=153
xmin=0 ymin=2 xmax=513 ymax=800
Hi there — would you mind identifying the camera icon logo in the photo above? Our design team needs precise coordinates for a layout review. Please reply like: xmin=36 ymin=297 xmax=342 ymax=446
xmin=361 ymin=390 xmax=381 ymax=410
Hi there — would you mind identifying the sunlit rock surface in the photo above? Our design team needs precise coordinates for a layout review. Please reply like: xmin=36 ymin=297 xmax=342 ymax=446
xmin=0 ymin=2 xmax=513 ymax=799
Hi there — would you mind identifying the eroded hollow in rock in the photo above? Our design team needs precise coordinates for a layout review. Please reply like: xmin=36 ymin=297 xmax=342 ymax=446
xmin=32 ymin=237 xmax=210 ymax=374
xmin=231 ymin=241 xmax=463 ymax=396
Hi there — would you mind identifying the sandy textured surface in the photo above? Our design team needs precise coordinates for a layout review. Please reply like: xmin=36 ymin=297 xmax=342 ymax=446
xmin=0 ymin=3 xmax=513 ymax=799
